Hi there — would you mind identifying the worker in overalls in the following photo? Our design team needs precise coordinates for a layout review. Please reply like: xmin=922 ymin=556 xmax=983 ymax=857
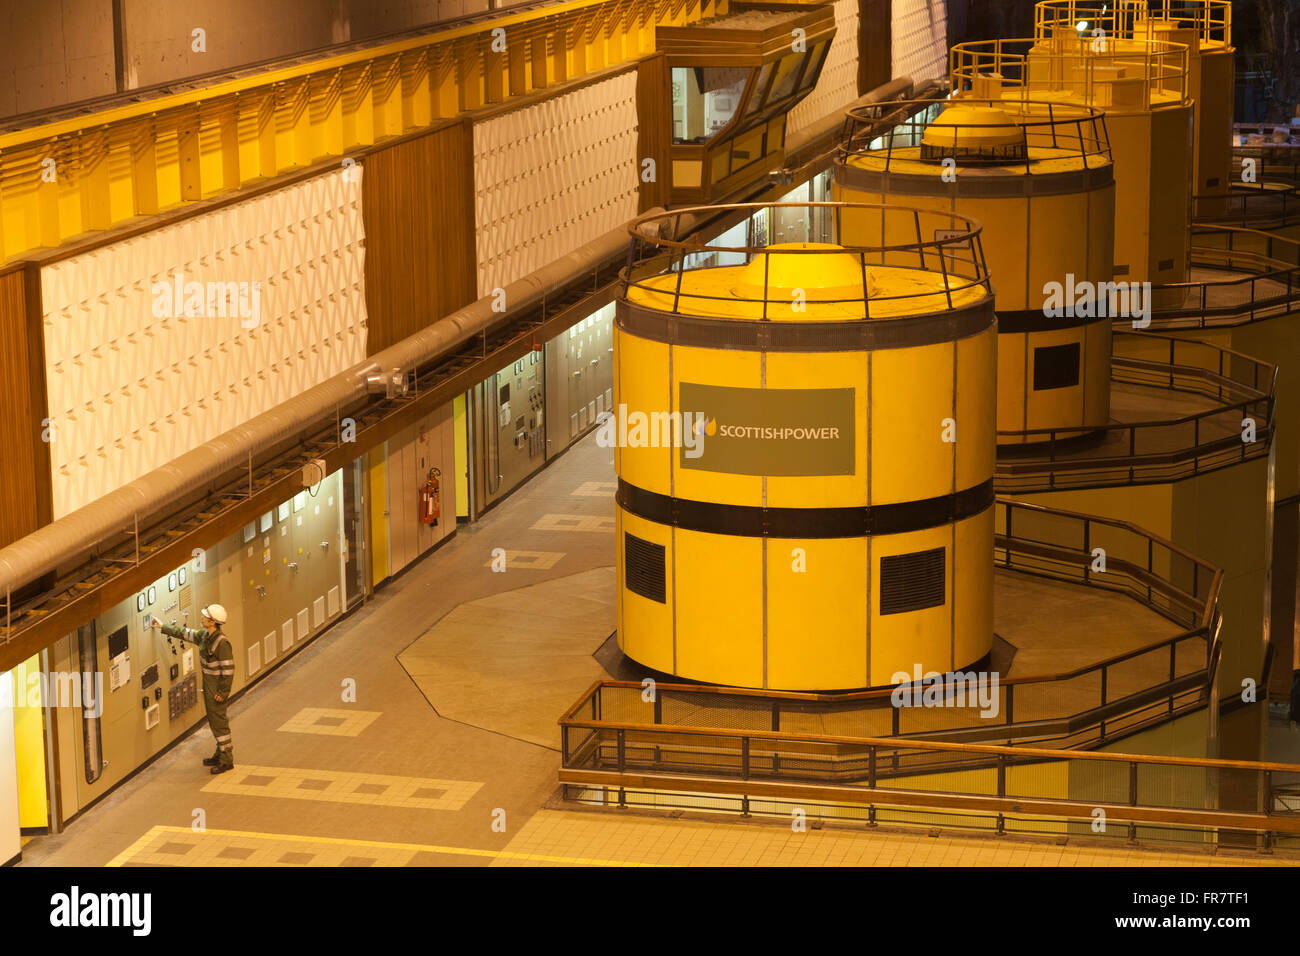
xmin=151 ymin=604 xmax=237 ymax=774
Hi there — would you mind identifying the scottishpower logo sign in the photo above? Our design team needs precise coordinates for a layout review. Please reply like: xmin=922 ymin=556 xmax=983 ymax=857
xmin=679 ymin=383 xmax=855 ymax=476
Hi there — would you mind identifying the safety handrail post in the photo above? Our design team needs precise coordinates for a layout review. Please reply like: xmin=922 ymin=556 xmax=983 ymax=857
xmin=1169 ymin=643 xmax=1177 ymax=714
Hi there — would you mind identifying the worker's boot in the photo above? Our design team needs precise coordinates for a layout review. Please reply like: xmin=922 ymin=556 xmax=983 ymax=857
xmin=210 ymin=748 xmax=235 ymax=774
xmin=202 ymin=752 xmax=220 ymax=767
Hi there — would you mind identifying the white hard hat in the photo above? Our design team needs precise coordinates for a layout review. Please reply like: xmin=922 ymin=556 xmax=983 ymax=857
xmin=201 ymin=604 xmax=228 ymax=624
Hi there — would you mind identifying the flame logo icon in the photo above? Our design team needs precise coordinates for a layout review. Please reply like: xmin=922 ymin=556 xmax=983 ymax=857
xmin=695 ymin=417 xmax=717 ymax=437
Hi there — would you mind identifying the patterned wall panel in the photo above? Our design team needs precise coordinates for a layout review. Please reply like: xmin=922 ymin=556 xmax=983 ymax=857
xmin=788 ymin=0 xmax=862 ymax=135
xmin=893 ymin=0 xmax=949 ymax=82
xmin=39 ymin=168 xmax=368 ymax=520
xmin=473 ymin=72 xmax=640 ymax=298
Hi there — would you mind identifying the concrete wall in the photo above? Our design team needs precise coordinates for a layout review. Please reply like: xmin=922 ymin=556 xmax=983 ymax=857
xmin=0 ymin=1 xmax=115 ymax=119
xmin=0 ymin=0 xmax=515 ymax=120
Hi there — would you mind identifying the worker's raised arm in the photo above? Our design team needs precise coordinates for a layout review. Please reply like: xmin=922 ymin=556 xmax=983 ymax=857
xmin=152 ymin=617 xmax=208 ymax=645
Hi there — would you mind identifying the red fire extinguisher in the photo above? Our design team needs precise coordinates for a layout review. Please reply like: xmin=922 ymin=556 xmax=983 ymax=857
xmin=419 ymin=467 xmax=441 ymax=526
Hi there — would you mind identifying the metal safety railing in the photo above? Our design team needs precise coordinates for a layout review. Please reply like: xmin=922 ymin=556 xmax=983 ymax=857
xmin=1232 ymin=144 xmax=1300 ymax=186
xmin=623 ymin=202 xmax=993 ymax=320
xmin=836 ymin=97 xmax=1112 ymax=173
xmin=996 ymin=332 xmax=1275 ymax=490
xmin=1196 ymin=181 xmax=1300 ymax=230
xmin=560 ymin=496 xmax=1221 ymax=758
xmin=558 ymin=732 xmax=1300 ymax=850
xmin=1034 ymin=0 xmax=1231 ymax=46
xmin=1141 ymin=225 xmax=1300 ymax=328
xmin=950 ymin=36 xmax=1191 ymax=112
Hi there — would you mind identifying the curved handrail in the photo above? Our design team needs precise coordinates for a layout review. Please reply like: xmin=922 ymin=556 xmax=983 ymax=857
xmin=624 ymin=201 xmax=994 ymax=318
xmin=995 ymin=331 xmax=1275 ymax=461
xmin=1034 ymin=0 xmax=1232 ymax=46
xmin=1195 ymin=180 xmax=1300 ymax=229
xmin=836 ymin=96 xmax=1112 ymax=174
xmin=1132 ymin=225 xmax=1300 ymax=328
xmin=950 ymin=36 xmax=1192 ymax=111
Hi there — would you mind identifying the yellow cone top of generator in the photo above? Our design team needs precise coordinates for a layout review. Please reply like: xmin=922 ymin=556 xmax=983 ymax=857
xmin=919 ymin=105 xmax=1027 ymax=162
xmin=615 ymin=203 xmax=996 ymax=690
xmin=727 ymin=243 xmax=879 ymax=307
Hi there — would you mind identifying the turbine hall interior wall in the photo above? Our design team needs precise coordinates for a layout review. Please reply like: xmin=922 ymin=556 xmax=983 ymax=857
xmin=892 ymin=0 xmax=948 ymax=83
xmin=788 ymin=0 xmax=862 ymax=135
xmin=472 ymin=71 xmax=640 ymax=298
xmin=39 ymin=166 xmax=368 ymax=520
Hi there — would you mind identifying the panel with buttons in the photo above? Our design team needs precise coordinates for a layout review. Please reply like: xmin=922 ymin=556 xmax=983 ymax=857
xmin=167 ymin=674 xmax=199 ymax=720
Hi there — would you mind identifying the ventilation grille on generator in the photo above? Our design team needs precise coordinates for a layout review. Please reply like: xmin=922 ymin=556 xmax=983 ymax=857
xmin=880 ymin=547 xmax=946 ymax=615
xmin=1033 ymin=342 xmax=1081 ymax=391
xmin=625 ymin=533 xmax=666 ymax=604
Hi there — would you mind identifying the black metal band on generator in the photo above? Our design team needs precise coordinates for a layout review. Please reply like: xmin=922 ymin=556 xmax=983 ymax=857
xmin=994 ymin=308 xmax=1114 ymax=332
xmin=616 ymin=477 xmax=995 ymax=538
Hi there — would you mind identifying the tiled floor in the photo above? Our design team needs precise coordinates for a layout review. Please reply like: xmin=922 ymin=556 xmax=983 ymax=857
xmin=201 ymin=765 xmax=482 ymax=811
xmin=277 ymin=707 xmax=383 ymax=737
xmin=18 ymin=431 xmax=1297 ymax=868
xmin=490 ymin=811 xmax=1300 ymax=868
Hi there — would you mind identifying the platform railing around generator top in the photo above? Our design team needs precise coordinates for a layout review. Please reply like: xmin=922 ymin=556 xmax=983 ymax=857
xmin=949 ymin=37 xmax=1191 ymax=113
xmin=1034 ymin=0 xmax=1231 ymax=46
xmin=836 ymin=97 xmax=1112 ymax=174
xmin=623 ymin=202 xmax=994 ymax=320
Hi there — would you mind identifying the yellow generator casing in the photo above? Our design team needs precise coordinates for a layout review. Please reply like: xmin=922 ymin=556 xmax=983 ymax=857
xmin=614 ymin=237 xmax=997 ymax=690
xmin=1132 ymin=15 xmax=1234 ymax=219
xmin=835 ymin=101 xmax=1115 ymax=443
xmin=953 ymin=35 xmax=1193 ymax=302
